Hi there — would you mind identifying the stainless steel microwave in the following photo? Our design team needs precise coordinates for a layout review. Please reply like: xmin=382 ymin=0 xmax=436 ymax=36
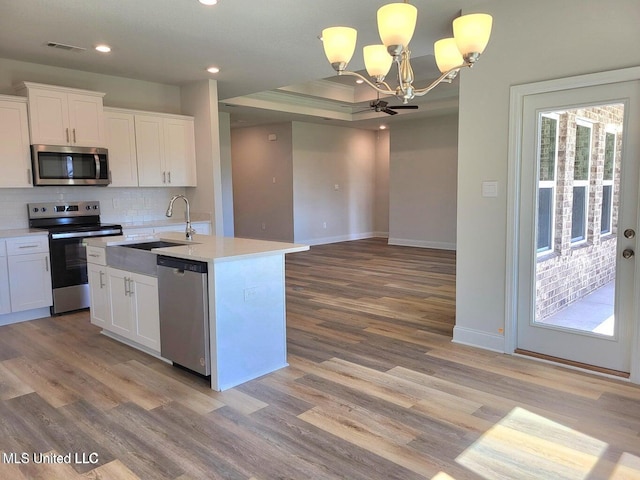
xmin=31 ymin=144 xmax=111 ymax=186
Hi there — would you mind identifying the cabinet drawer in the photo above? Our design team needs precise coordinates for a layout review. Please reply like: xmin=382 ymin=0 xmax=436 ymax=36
xmin=86 ymin=245 xmax=107 ymax=265
xmin=6 ymin=236 xmax=49 ymax=255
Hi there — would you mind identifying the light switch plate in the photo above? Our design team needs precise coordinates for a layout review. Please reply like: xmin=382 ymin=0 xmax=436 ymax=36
xmin=482 ymin=181 xmax=498 ymax=198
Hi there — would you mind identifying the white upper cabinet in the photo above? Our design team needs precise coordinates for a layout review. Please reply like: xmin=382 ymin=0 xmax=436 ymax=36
xmin=104 ymin=109 xmax=138 ymax=187
xmin=135 ymin=113 xmax=196 ymax=187
xmin=17 ymin=82 xmax=106 ymax=147
xmin=0 ymin=95 xmax=32 ymax=188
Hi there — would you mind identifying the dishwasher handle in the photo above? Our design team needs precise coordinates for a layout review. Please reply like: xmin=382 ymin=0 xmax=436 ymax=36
xmin=157 ymin=255 xmax=208 ymax=273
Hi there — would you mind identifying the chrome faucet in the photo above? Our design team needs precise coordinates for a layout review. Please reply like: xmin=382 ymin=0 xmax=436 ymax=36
xmin=166 ymin=195 xmax=196 ymax=240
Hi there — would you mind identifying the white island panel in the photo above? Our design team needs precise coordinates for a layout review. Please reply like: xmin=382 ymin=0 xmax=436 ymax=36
xmin=211 ymin=254 xmax=287 ymax=391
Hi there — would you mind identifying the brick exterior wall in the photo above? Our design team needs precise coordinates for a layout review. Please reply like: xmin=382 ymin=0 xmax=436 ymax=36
xmin=536 ymin=105 xmax=624 ymax=321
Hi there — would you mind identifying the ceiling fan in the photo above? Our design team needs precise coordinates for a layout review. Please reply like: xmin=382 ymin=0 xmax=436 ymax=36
xmin=368 ymin=99 xmax=418 ymax=115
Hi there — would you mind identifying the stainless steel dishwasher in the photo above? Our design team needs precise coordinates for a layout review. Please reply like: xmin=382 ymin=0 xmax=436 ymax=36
xmin=157 ymin=255 xmax=211 ymax=376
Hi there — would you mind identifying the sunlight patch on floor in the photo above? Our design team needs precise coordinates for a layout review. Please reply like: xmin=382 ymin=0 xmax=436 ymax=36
xmin=455 ymin=407 xmax=607 ymax=480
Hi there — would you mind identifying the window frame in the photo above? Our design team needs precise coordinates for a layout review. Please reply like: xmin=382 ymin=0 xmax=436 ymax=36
xmin=571 ymin=118 xmax=593 ymax=245
xmin=536 ymin=113 xmax=560 ymax=255
xmin=600 ymin=128 xmax=616 ymax=235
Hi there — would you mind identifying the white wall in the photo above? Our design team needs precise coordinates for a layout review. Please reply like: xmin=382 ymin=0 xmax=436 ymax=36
xmin=292 ymin=122 xmax=377 ymax=245
xmin=218 ymin=112 xmax=234 ymax=237
xmin=388 ymin=114 xmax=458 ymax=249
xmin=455 ymin=0 xmax=640 ymax=349
xmin=231 ymin=123 xmax=294 ymax=242
xmin=0 ymin=58 xmax=181 ymax=113
xmin=181 ymin=80 xmax=224 ymax=235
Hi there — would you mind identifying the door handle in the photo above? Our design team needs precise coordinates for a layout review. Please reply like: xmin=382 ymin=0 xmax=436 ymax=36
xmin=622 ymin=249 xmax=635 ymax=259
xmin=624 ymin=228 xmax=636 ymax=239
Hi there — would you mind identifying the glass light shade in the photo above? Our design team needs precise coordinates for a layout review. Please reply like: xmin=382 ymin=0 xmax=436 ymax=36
xmin=434 ymin=38 xmax=463 ymax=73
xmin=363 ymin=45 xmax=393 ymax=77
xmin=453 ymin=13 xmax=493 ymax=55
xmin=377 ymin=3 xmax=417 ymax=47
xmin=322 ymin=27 xmax=357 ymax=65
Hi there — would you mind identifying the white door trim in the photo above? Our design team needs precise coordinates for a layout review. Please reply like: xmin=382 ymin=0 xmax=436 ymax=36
xmin=505 ymin=66 xmax=640 ymax=383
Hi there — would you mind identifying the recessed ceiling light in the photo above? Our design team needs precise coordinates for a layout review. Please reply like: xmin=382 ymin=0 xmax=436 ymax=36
xmin=355 ymin=79 xmax=364 ymax=84
xmin=199 ymin=0 xmax=218 ymax=5
xmin=207 ymin=66 xmax=220 ymax=74
xmin=379 ymin=125 xmax=387 ymax=130
xmin=95 ymin=44 xmax=111 ymax=53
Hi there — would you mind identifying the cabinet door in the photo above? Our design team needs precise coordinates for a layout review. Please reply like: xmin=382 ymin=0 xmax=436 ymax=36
xmin=27 ymin=88 xmax=70 ymax=145
xmin=7 ymin=252 xmax=53 ymax=312
xmin=87 ymin=263 xmax=110 ymax=328
xmin=107 ymin=268 xmax=133 ymax=337
xmin=0 ymin=100 xmax=32 ymax=187
xmin=164 ymin=117 xmax=196 ymax=187
xmin=135 ymin=115 xmax=165 ymax=187
xmin=0 ymin=248 xmax=10 ymax=314
xmin=129 ymin=273 xmax=160 ymax=351
xmin=67 ymin=93 xmax=105 ymax=147
xmin=105 ymin=111 xmax=138 ymax=186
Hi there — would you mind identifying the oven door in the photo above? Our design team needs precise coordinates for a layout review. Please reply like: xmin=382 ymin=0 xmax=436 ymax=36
xmin=48 ymin=229 xmax=120 ymax=314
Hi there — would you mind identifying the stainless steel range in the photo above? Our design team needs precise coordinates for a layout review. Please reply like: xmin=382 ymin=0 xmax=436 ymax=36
xmin=28 ymin=201 xmax=122 ymax=315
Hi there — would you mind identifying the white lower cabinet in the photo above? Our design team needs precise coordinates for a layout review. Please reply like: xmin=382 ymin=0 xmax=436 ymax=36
xmin=5 ymin=236 xmax=52 ymax=313
xmin=0 ymin=241 xmax=10 ymax=314
xmin=99 ymin=266 xmax=160 ymax=353
xmin=87 ymin=263 xmax=110 ymax=329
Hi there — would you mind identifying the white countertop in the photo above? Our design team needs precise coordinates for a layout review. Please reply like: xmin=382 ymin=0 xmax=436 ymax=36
xmin=85 ymin=231 xmax=309 ymax=263
xmin=0 ymin=228 xmax=49 ymax=239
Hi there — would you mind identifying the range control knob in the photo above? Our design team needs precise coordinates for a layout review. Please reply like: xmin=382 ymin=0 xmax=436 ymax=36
xmin=93 ymin=205 xmax=98 ymax=210
xmin=86 ymin=205 xmax=92 ymax=210
xmin=41 ymin=207 xmax=47 ymax=212
xmin=32 ymin=207 xmax=39 ymax=213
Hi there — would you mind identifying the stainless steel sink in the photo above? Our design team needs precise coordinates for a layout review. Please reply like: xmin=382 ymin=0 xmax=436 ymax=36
xmin=106 ymin=240 xmax=190 ymax=276
xmin=125 ymin=240 xmax=188 ymax=251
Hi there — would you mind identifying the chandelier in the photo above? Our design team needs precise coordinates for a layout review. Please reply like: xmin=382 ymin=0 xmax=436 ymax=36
xmin=321 ymin=2 xmax=492 ymax=103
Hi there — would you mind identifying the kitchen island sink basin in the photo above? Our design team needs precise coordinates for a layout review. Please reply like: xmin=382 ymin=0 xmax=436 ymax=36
xmin=106 ymin=240 xmax=193 ymax=276
xmin=125 ymin=240 xmax=189 ymax=251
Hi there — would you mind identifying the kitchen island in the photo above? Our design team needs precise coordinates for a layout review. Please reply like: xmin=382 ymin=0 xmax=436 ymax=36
xmin=85 ymin=232 xmax=308 ymax=391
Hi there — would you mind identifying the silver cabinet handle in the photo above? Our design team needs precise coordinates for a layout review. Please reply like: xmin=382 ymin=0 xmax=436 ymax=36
xmin=162 ymin=171 xmax=166 ymax=183
xmin=73 ymin=128 xmax=76 ymax=143
xmin=66 ymin=128 xmax=70 ymax=143
xmin=124 ymin=277 xmax=130 ymax=296
xmin=168 ymin=171 xmax=171 ymax=183
xmin=18 ymin=245 xmax=39 ymax=249
xmin=45 ymin=256 xmax=49 ymax=272
xmin=27 ymin=168 xmax=32 ymax=184
xmin=88 ymin=253 xmax=100 ymax=258
xmin=99 ymin=271 xmax=105 ymax=288
xmin=129 ymin=279 xmax=135 ymax=296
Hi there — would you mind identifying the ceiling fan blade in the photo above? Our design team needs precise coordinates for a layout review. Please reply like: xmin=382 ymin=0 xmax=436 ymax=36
xmin=382 ymin=108 xmax=398 ymax=115
xmin=388 ymin=105 xmax=419 ymax=110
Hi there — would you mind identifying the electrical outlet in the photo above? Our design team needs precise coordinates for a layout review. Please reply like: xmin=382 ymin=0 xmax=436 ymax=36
xmin=112 ymin=198 xmax=120 ymax=209
xmin=323 ymin=222 xmax=327 ymax=229
xmin=261 ymin=222 xmax=266 ymax=230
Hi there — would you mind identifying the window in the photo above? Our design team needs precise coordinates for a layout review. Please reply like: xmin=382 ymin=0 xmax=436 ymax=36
xmin=571 ymin=120 xmax=592 ymax=243
xmin=601 ymin=130 xmax=616 ymax=234
xmin=537 ymin=114 xmax=559 ymax=253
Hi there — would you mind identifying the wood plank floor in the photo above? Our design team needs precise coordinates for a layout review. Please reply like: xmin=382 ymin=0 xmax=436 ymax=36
xmin=1 ymin=237 xmax=640 ymax=479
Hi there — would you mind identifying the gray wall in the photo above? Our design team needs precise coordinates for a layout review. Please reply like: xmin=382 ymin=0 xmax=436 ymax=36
xmin=231 ymin=123 xmax=294 ymax=241
xmin=292 ymin=122 xmax=377 ymax=245
xmin=389 ymin=114 xmax=458 ymax=249
xmin=373 ymin=129 xmax=390 ymax=236
xmin=455 ymin=0 xmax=640 ymax=347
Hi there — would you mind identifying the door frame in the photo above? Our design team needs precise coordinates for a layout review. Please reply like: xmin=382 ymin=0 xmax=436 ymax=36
xmin=505 ymin=66 xmax=640 ymax=383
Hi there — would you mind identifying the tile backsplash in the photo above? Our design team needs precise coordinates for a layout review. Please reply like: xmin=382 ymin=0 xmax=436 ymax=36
xmin=0 ymin=186 xmax=187 ymax=229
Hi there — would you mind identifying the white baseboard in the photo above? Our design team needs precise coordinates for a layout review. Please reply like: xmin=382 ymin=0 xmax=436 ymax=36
xmin=452 ymin=325 xmax=505 ymax=353
xmin=388 ymin=237 xmax=456 ymax=250
xmin=0 ymin=307 xmax=51 ymax=326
